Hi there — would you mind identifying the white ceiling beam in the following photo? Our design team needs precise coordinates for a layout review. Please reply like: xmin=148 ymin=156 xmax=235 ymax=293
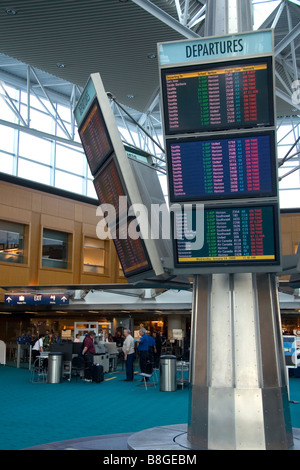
xmin=131 ymin=0 xmax=200 ymax=38
xmin=275 ymin=22 xmax=300 ymax=56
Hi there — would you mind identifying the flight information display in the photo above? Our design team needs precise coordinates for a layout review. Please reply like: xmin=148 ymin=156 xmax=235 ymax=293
xmin=93 ymin=155 xmax=153 ymax=278
xmin=113 ymin=220 xmax=153 ymax=278
xmin=173 ymin=204 xmax=279 ymax=268
xmin=78 ymin=98 xmax=114 ymax=176
xmin=167 ymin=131 xmax=276 ymax=202
xmin=93 ymin=155 xmax=129 ymax=221
xmin=161 ymin=56 xmax=274 ymax=135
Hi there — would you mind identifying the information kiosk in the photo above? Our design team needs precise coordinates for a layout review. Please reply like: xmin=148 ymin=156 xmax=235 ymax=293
xmin=157 ymin=22 xmax=293 ymax=450
xmin=159 ymin=28 xmax=281 ymax=275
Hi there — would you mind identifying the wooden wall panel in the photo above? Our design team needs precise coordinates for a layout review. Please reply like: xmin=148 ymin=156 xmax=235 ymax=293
xmin=0 ymin=181 xmax=127 ymax=287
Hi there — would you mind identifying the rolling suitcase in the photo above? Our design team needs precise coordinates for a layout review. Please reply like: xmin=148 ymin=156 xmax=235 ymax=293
xmin=92 ymin=363 xmax=104 ymax=383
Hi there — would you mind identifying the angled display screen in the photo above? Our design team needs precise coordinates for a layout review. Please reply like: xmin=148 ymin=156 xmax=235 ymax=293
xmin=167 ymin=131 xmax=277 ymax=202
xmin=78 ymin=98 xmax=114 ymax=176
xmin=161 ymin=56 xmax=274 ymax=135
xmin=173 ymin=204 xmax=280 ymax=269
xmin=93 ymin=156 xmax=153 ymax=279
xmin=93 ymin=155 xmax=129 ymax=221
xmin=113 ymin=220 xmax=153 ymax=278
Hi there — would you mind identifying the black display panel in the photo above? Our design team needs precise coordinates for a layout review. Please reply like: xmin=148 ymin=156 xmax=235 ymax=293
xmin=78 ymin=98 xmax=114 ymax=176
xmin=93 ymin=155 xmax=129 ymax=221
xmin=112 ymin=220 xmax=153 ymax=278
xmin=173 ymin=204 xmax=280 ymax=269
xmin=93 ymin=155 xmax=153 ymax=279
xmin=161 ymin=56 xmax=274 ymax=135
xmin=167 ymin=131 xmax=277 ymax=202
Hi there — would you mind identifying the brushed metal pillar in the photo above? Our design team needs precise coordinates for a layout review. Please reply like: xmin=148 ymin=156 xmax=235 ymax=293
xmin=204 ymin=0 xmax=253 ymax=36
xmin=188 ymin=274 xmax=293 ymax=450
xmin=187 ymin=0 xmax=293 ymax=450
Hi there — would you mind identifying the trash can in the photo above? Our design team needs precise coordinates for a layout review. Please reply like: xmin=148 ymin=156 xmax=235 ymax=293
xmin=160 ymin=355 xmax=177 ymax=391
xmin=47 ymin=352 xmax=63 ymax=383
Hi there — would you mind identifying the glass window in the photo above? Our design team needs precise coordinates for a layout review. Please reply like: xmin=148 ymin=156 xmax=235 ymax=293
xmin=18 ymin=158 xmax=51 ymax=185
xmin=83 ymin=237 xmax=106 ymax=274
xmin=0 ymin=220 xmax=26 ymax=264
xmin=55 ymin=170 xmax=83 ymax=194
xmin=19 ymin=132 xmax=52 ymax=165
xmin=0 ymin=152 xmax=14 ymax=175
xmin=42 ymin=228 xmax=69 ymax=269
xmin=279 ymin=167 xmax=300 ymax=189
xmin=279 ymin=189 xmax=300 ymax=209
xmin=56 ymin=103 xmax=72 ymax=123
xmin=87 ymin=179 xmax=97 ymax=199
xmin=25 ymin=106 xmax=54 ymax=134
xmin=0 ymin=125 xmax=15 ymax=153
xmin=55 ymin=143 xmax=85 ymax=175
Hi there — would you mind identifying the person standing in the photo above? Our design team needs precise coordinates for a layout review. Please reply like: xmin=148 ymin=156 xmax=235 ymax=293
xmin=137 ymin=327 xmax=150 ymax=379
xmin=147 ymin=331 xmax=156 ymax=368
xmin=122 ymin=329 xmax=135 ymax=381
xmin=32 ymin=333 xmax=45 ymax=363
xmin=82 ymin=331 xmax=96 ymax=382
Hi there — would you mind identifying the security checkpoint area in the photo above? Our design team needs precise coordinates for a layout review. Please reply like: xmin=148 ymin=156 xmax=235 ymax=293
xmin=1 ymin=0 xmax=300 ymax=454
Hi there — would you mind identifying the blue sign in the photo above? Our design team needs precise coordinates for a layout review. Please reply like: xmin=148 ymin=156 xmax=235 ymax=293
xmin=5 ymin=293 xmax=69 ymax=306
xmin=158 ymin=30 xmax=273 ymax=66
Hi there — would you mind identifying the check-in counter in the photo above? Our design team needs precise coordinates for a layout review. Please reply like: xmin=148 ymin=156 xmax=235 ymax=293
xmin=101 ymin=342 xmax=118 ymax=371
xmin=93 ymin=353 xmax=109 ymax=373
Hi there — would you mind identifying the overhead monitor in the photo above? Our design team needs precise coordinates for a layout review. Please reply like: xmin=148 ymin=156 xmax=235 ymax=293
xmin=112 ymin=220 xmax=153 ymax=278
xmin=172 ymin=204 xmax=280 ymax=273
xmin=93 ymin=155 xmax=154 ymax=279
xmin=74 ymin=73 xmax=167 ymax=281
xmin=166 ymin=130 xmax=277 ymax=202
xmin=161 ymin=56 xmax=274 ymax=135
xmin=93 ymin=155 xmax=129 ymax=221
xmin=78 ymin=98 xmax=114 ymax=176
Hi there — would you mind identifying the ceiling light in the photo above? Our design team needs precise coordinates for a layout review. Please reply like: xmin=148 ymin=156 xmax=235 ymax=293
xmin=5 ymin=8 xmax=18 ymax=15
xmin=56 ymin=63 xmax=66 ymax=68
xmin=127 ymin=94 xmax=134 ymax=99
xmin=147 ymin=53 xmax=157 ymax=59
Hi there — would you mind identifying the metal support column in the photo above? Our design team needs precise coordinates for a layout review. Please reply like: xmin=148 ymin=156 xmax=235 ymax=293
xmin=187 ymin=0 xmax=294 ymax=450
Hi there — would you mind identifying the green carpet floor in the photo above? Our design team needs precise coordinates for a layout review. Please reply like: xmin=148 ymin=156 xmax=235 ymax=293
xmin=1 ymin=365 xmax=300 ymax=450
xmin=0 ymin=364 xmax=189 ymax=450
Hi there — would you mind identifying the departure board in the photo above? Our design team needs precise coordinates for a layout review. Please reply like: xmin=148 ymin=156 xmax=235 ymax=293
xmin=113 ymin=221 xmax=153 ymax=278
xmin=78 ymin=98 xmax=113 ymax=176
xmin=173 ymin=205 xmax=279 ymax=268
xmin=93 ymin=155 xmax=153 ymax=278
xmin=93 ymin=155 xmax=129 ymax=221
xmin=167 ymin=131 xmax=276 ymax=202
xmin=161 ymin=57 xmax=274 ymax=135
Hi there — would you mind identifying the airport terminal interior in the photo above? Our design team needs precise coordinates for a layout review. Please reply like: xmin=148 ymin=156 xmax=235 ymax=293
xmin=1 ymin=0 xmax=300 ymax=451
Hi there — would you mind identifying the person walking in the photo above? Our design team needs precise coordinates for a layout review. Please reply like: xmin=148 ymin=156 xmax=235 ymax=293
xmin=137 ymin=327 xmax=150 ymax=380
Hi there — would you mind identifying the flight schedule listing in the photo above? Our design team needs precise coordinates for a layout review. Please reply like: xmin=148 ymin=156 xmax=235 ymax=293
xmin=114 ymin=222 xmax=152 ymax=277
xmin=162 ymin=59 xmax=274 ymax=134
xmin=93 ymin=156 xmax=128 ymax=221
xmin=168 ymin=133 xmax=275 ymax=201
xmin=175 ymin=205 xmax=277 ymax=265
xmin=79 ymin=100 xmax=113 ymax=175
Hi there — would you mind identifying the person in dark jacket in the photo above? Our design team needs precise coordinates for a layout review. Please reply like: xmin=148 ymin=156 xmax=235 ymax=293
xmin=82 ymin=331 xmax=96 ymax=382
